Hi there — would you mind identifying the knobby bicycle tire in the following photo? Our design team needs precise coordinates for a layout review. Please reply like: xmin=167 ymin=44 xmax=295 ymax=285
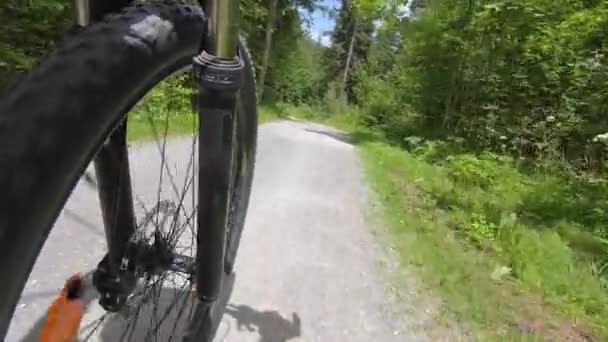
xmin=0 ymin=2 xmax=256 ymax=340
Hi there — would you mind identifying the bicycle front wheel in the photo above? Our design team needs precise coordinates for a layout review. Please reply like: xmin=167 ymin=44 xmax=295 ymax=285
xmin=0 ymin=2 xmax=256 ymax=340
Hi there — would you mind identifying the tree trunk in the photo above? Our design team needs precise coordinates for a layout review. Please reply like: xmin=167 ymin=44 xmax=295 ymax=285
xmin=342 ymin=25 xmax=356 ymax=86
xmin=340 ymin=21 xmax=357 ymax=102
xmin=257 ymin=0 xmax=278 ymax=100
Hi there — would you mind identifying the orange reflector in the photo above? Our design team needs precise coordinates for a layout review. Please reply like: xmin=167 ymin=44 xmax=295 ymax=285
xmin=40 ymin=274 xmax=83 ymax=342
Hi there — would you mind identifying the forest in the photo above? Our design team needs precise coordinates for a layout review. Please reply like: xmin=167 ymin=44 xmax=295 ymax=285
xmin=2 ymin=0 xmax=608 ymax=339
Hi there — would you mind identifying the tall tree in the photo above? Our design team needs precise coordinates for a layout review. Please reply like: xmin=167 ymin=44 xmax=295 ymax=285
xmin=323 ymin=0 xmax=376 ymax=101
xmin=241 ymin=0 xmax=317 ymax=101
xmin=257 ymin=0 xmax=279 ymax=99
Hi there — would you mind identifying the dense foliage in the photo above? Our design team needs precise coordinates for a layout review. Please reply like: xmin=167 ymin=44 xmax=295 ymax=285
xmin=321 ymin=0 xmax=375 ymax=100
xmin=344 ymin=0 xmax=608 ymax=254
xmin=355 ymin=0 xmax=608 ymax=172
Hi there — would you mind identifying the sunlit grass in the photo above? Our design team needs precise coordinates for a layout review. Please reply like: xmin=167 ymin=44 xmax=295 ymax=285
xmin=127 ymin=105 xmax=276 ymax=142
xmin=127 ymin=113 xmax=197 ymax=142
xmin=358 ymin=140 xmax=608 ymax=340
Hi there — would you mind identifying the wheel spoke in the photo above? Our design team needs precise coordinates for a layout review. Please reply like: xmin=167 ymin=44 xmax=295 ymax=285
xmin=81 ymin=314 xmax=108 ymax=342
xmin=146 ymin=116 xmax=198 ymax=238
xmin=84 ymin=76 xmax=202 ymax=341
xmin=147 ymin=281 xmax=192 ymax=339
xmin=120 ymin=275 xmax=165 ymax=342
xmin=167 ymin=134 xmax=198 ymax=244
xmin=145 ymin=104 xmax=170 ymax=238
xmin=167 ymin=169 xmax=196 ymax=244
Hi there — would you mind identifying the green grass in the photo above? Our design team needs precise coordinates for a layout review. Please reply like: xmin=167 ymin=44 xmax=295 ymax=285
xmin=279 ymin=105 xmax=608 ymax=340
xmin=361 ymin=141 xmax=524 ymax=339
xmin=358 ymin=140 xmax=608 ymax=340
xmin=258 ymin=105 xmax=281 ymax=124
xmin=126 ymin=104 xmax=281 ymax=142
xmin=127 ymin=114 xmax=198 ymax=141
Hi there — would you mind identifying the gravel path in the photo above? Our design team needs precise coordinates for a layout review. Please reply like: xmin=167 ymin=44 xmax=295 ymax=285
xmin=7 ymin=120 xmax=435 ymax=341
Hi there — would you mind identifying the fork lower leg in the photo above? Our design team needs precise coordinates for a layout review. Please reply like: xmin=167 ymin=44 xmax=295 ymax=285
xmin=193 ymin=0 xmax=242 ymax=303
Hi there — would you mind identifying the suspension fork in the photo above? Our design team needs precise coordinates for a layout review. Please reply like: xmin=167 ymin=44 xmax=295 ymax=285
xmin=193 ymin=0 xmax=242 ymax=302
xmin=74 ymin=0 xmax=139 ymax=306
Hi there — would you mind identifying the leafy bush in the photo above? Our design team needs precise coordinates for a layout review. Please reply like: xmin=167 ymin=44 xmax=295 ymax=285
xmin=446 ymin=153 xmax=517 ymax=189
xmin=270 ymin=37 xmax=325 ymax=105
xmin=131 ymin=76 xmax=192 ymax=120
xmin=413 ymin=140 xmax=455 ymax=162
xmin=322 ymin=81 xmax=349 ymax=115
xmin=352 ymin=0 xmax=608 ymax=173
xmin=466 ymin=212 xmax=498 ymax=244
xmin=447 ymin=154 xmax=497 ymax=188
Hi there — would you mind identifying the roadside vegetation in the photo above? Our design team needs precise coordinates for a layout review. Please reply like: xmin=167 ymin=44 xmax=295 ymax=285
xmin=3 ymin=0 xmax=608 ymax=340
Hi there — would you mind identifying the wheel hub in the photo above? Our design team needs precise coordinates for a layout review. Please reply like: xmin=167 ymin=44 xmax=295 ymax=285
xmin=92 ymin=231 xmax=194 ymax=312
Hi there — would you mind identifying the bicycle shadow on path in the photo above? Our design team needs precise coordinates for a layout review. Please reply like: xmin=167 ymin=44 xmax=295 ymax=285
xmin=19 ymin=272 xmax=301 ymax=342
xmin=218 ymin=304 xmax=301 ymax=342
